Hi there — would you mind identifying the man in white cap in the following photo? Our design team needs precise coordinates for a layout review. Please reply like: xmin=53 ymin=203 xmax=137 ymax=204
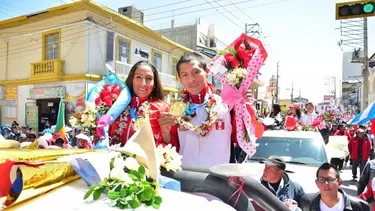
xmin=349 ymin=128 xmax=371 ymax=179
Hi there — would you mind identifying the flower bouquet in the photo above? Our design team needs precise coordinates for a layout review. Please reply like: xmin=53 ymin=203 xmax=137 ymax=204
xmin=207 ymin=33 xmax=268 ymax=157
xmin=84 ymin=154 xmax=162 ymax=209
xmin=85 ymin=72 xmax=132 ymax=141
xmin=69 ymin=103 xmax=97 ymax=130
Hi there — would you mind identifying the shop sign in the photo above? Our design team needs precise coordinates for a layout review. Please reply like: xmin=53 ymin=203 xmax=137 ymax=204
xmin=5 ymin=86 xmax=17 ymax=100
xmin=29 ymin=87 xmax=66 ymax=99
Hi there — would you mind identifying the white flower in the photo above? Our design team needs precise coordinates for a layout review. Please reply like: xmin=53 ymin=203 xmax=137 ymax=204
xmin=113 ymin=157 xmax=127 ymax=169
xmin=124 ymin=157 xmax=140 ymax=171
xmin=157 ymin=144 xmax=182 ymax=172
xmin=110 ymin=167 xmax=134 ymax=184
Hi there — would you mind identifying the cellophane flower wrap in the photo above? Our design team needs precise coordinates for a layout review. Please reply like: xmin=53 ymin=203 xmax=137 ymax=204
xmin=207 ymin=33 xmax=268 ymax=157
xmin=86 ymin=72 xmax=132 ymax=141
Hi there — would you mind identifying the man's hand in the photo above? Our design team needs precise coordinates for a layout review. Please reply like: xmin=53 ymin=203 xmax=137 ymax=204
xmin=244 ymin=89 xmax=254 ymax=100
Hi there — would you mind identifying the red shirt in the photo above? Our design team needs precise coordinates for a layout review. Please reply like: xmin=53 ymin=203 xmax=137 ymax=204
xmin=108 ymin=97 xmax=179 ymax=150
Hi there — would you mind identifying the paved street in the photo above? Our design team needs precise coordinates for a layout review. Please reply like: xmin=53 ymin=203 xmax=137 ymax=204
xmin=340 ymin=167 xmax=358 ymax=197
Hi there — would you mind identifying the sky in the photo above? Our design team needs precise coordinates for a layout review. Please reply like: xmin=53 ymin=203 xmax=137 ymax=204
xmin=0 ymin=0 xmax=374 ymax=104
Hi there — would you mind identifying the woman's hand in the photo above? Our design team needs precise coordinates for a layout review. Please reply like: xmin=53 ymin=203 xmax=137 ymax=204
xmin=159 ymin=112 xmax=176 ymax=143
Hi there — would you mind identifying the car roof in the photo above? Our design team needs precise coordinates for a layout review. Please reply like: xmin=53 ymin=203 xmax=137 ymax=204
xmin=261 ymin=130 xmax=323 ymax=140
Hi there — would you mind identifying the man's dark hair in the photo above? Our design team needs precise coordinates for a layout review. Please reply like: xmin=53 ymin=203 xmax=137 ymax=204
xmin=316 ymin=162 xmax=340 ymax=179
xmin=176 ymin=52 xmax=207 ymax=76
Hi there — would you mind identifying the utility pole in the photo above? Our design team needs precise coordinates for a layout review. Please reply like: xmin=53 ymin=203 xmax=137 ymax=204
xmin=276 ymin=61 xmax=279 ymax=103
xmin=333 ymin=76 xmax=337 ymax=105
xmin=290 ymin=81 xmax=294 ymax=102
xmin=362 ymin=17 xmax=369 ymax=110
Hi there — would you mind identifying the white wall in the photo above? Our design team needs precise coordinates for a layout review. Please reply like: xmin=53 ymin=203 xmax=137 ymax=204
xmin=87 ymin=23 xmax=107 ymax=75
xmin=342 ymin=52 xmax=362 ymax=81
xmin=17 ymin=84 xmax=35 ymax=125
xmin=131 ymin=41 xmax=151 ymax=64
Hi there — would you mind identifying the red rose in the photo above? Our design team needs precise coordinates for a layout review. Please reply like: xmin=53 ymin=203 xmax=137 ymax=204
xmin=230 ymin=58 xmax=240 ymax=69
xmin=103 ymin=84 xmax=112 ymax=92
xmin=224 ymin=53 xmax=235 ymax=63
xmin=95 ymin=97 xmax=102 ymax=105
xmin=100 ymin=90 xmax=111 ymax=100
xmin=237 ymin=48 xmax=246 ymax=60
xmin=111 ymin=93 xmax=119 ymax=100
xmin=113 ymin=84 xmax=120 ymax=93
xmin=103 ymin=96 xmax=113 ymax=107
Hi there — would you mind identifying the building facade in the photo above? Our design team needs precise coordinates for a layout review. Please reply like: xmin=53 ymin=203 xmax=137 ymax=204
xmin=0 ymin=1 xmax=190 ymax=130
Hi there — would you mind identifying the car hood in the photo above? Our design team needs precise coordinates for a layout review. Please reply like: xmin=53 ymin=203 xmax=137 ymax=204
xmin=244 ymin=162 xmax=319 ymax=194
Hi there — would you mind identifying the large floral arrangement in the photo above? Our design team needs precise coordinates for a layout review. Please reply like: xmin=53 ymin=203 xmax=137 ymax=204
xmin=221 ymin=38 xmax=255 ymax=88
xmin=69 ymin=103 xmax=97 ymax=130
xmin=95 ymin=84 xmax=122 ymax=115
xmin=321 ymin=111 xmax=335 ymax=123
xmin=84 ymin=154 xmax=162 ymax=209
xmin=156 ymin=144 xmax=182 ymax=172
xmin=207 ymin=33 xmax=267 ymax=157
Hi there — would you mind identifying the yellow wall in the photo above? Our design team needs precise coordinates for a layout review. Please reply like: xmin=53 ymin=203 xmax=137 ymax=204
xmin=279 ymin=99 xmax=291 ymax=113
xmin=0 ymin=11 xmax=88 ymax=81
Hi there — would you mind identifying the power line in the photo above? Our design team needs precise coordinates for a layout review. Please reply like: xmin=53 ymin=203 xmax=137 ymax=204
xmin=141 ymin=0 xmax=193 ymax=11
xmin=0 ymin=0 xmax=287 ymax=54
xmin=203 ymin=0 xmax=243 ymax=30
xmin=212 ymin=0 xmax=244 ymax=24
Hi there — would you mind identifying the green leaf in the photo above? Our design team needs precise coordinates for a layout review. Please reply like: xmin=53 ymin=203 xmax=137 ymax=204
xmin=118 ymin=202 xmax=128 ymax=210
xmin=110 ymin=157 xmax=115 ymax=170
xmin=83 ymin=185 xmax=95 ymax=200
xmin=120 ymin=188 xmax=129 ymax=197
xmin=128 ymin=173 xmax=140 ymax=181
xmin=108 ymin=190 xmax=120 ymax=200
xmin=152 ymin=202 xmax=161 ymax=209
xmin=138 ymin=165 xmax=145 ymax=176
xmin=128 ymin=200 xmax=141 ymax=209
xmin=93 ymin=190 xmax=102 ymax=200
xmin=137 ymin=187 xmax=154 ymax=201
xmin=153 ymin=196 xmax=162 ymax=204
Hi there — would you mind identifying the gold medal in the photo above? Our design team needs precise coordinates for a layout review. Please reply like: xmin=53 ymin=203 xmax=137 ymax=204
xmin=170 ymin=101 xmax=186 ymax=117
xmin=134 ymin=117 xmax=146 ymax=130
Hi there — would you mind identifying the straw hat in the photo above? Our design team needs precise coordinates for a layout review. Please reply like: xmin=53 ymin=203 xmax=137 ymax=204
xmin=0 ymin=134 xmax=20 ymax=149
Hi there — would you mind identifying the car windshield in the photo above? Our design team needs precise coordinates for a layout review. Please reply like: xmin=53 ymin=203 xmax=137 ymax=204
xmin=249 ymin=136 xmax=327 ymax=166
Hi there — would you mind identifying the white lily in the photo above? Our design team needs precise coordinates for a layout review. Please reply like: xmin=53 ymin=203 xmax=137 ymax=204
xmin=109 ymin=167 xmax=134 ymax=185
xmin=124 ymin=157 xmax=140 ymax=171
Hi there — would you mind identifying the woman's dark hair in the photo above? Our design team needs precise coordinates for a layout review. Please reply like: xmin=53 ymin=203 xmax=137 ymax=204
xmin=125 ymin=60 xmax=164 ymax=100
xmin=176 ymin=52 xmax=207 ymax=76
xmin=295 ymin=108 xmax=301 ymax=119
xmin=272 ymin=104 xmax=281 ymax=116
xmin=44 ymin=124 xmax=50 ymax=129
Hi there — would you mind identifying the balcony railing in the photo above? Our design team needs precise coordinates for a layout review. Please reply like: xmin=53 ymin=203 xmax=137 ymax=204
xmin=115 ymin=61 xmax=132 ymax=79
xmin=115 ymin=61 xmax=181 ymax=89
xmin=30 ymin=60 xmax=64 ymax=79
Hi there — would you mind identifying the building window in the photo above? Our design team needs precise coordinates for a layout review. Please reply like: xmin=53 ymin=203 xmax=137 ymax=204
xmin=42 ymin=29 xmax=61 ymax=61
xmin=172 ymin=57 xmax=178 ymax=76
xmin=153 ymin=50 xmax=162 ymax=71
xmin=117 ymin=38 xmax=131 ymax=64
